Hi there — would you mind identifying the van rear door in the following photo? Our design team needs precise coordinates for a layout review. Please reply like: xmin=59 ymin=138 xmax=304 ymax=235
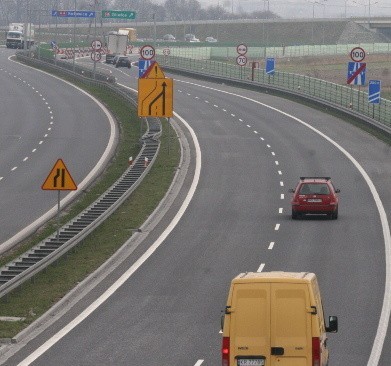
xmin=230 ymin=282 xmax=270 ymax=365
xmin=270 ymin=283 xmax=312 ymax=365
xmin=229 ymin=282 xmax=312 ymax=366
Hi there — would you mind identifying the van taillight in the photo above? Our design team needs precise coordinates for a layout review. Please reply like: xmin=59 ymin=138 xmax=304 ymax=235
xmin=312 ymin=337 xmax=320 ymax=366
xmin=222 ymin=336 xmax=230 ymax=366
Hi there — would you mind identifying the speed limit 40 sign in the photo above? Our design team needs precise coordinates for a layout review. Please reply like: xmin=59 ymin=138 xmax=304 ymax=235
xmin=350 ymin=47 xmax=365 ymax=62
xmin=140 ymin=45 xmax=155 ymax=60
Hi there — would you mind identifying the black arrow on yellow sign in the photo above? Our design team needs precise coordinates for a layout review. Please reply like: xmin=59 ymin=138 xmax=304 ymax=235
xmin=149 ymin=81 xmax=167 ymax=115
xmin=138 ymin=78 xmax=173 ymax=117
xmin=42 ymin=159 xmax=77 ymax=191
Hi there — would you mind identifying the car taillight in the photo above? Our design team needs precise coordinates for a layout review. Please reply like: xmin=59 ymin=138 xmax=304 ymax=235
xmin=222 ymin=336 xmax=230 ymax=366
xmin=312 ymin=337 xmax=320 ymax=366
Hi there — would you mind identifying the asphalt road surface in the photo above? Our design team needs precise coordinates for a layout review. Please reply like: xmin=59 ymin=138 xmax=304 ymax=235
xmin=0 ymin=49 xmax=117 ymax=253
xmin=1 ymin=55 xmax=390 ymax=366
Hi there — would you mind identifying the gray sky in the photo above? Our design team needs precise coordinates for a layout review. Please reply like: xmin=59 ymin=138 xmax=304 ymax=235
xmin=172 ymin=0 xmax=391 ymax=19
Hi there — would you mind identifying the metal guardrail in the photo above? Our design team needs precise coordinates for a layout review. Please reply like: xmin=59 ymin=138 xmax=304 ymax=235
xmin=156 ymin=54 xmax=391 ymax=135
xmin=0 ymin=54 xmax=162 ymax=299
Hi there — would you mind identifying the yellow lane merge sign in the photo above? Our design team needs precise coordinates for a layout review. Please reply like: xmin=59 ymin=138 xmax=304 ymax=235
xmin=138 ymin=78 xmax=173 ymax=117
xmin=42 ymin=159 xmax=77 ymax=191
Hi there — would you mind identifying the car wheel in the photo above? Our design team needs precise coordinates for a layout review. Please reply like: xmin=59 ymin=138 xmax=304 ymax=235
xmin=292 ymin=210 xmax=298 ymax=220
xmin=332 ymin=208 xmax=338 ymax=220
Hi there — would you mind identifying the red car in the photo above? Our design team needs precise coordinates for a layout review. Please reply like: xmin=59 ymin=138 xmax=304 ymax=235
xmin=289 ymin=177 xmax=340 ymax=219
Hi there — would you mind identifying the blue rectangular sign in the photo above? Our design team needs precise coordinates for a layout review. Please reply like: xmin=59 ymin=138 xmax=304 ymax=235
xmin=138 ymin=60 xmax=153 ymax=78
xmin=368 ymin=80 xmax=381 ymax=104
xmin=266 ymin=57 xmax=275 ymax=75
xmin=52 ymin=10 xmax=96 ymax=18
xmin=347 ymin=62 xmax=366 ymax=86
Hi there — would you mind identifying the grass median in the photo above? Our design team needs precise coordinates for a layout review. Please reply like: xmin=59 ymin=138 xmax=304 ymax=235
xmin=0 ymin=80 xmax=180 ymax=339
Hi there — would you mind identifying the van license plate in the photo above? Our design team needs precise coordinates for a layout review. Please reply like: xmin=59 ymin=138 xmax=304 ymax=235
xmin=237 ymin=359 xmax=265 ymax=366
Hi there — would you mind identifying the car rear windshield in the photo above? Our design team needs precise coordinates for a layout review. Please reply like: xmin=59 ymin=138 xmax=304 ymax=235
xmin=299 ymin=183 xmax=330 ymax=195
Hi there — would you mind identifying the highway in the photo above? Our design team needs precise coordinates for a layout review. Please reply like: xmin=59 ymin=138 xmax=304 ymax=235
xmin=0 ymin=48 xmax=117 ymax=253
xmin=1 ymin=55 xmax=391 ymax=365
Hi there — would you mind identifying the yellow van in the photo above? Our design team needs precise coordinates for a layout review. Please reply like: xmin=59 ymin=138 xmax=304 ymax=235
xmin=221 ymin=272 xmax=338 ymax=366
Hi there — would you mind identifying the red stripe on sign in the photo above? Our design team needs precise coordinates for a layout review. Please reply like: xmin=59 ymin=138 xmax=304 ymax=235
xmin=140 ymin=61 xmax=156 ymax=79
xmin=347 ymin=63 xmax=366 ymax=84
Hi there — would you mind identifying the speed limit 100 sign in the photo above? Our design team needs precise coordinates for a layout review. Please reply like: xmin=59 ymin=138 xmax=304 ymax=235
xmin=140 ymin=45 xmax=155 ymax=60
xmin=350 ymin=47 xmax=365 ymax=62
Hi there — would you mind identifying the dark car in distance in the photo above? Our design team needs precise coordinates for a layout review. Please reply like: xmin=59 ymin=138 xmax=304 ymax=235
xmin=113 ymin=55 xmax=131 ymax=68
xmin=289 ymin=177 xmax=340 ymax=219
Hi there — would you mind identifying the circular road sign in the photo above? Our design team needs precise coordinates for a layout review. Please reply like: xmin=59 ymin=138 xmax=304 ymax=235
xmin=237 ymin=43 xmax=248 ymax=55
xmin=140 ymin=45 xmax=156 ymax=60
xmin=236 ymin=55 xmax=247 ymax=66
xmin=350 ymin=47 xmax=365 ymax=62
xmin=91 ymin=51 xmax=102 ymax=62
xmin=163 ymin=48 xmax=170 ymax=56
xmin=91 ymin=39 xmax=102 ymax=51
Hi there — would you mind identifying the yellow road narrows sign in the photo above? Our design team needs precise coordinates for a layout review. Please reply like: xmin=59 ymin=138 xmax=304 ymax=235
xmin=42 ymin=159 xmax=77 ymax=191
xmin=138 ymin=78 xmax=173 ymax=117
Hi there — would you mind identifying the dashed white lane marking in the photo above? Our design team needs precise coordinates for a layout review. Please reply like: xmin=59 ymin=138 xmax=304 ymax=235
xmin=268 ymin=242 xmax=275 ymax=250
xmin=23 ymin=157 xmax=28 ymax=162
xmin=205 ymin=100 xmax=209 ymax=103
xmin=39 ymin=141 xmax=43 ymax=145
xmin=280 ymin=181 xmax=284 ymax=186
xmin=222 ymin=108 xmax=227 ymax=112
xmin=214 ymin=104 xmax=218 ymax=108
xmin=281 ymin=194 xmax=285 ymax=199
xmin=246 ymin=124 xmax=251 ymax=128
xmin=278 ymin=170 xmax=282 ymax=175
xmin=257 ymin=263 xmax=265 ymax=272
xmin=178 ymin=78 xmax=391 ymax=364
xmin=32 ymin=149 xmax=37 ymax=153
xmin=11 ymin=167 xmax=17 ymax=171
xmin=254 ymin=131 xmax=258 ymax=134
xmin=272 ymin=151 xmax=275 ymax=156
xmin=275 ymin=161 xmax=279 ymax=165
xmin=279 ymin=208 xmax=283 ymax=214
xmin=260 ymin=137 xmax=265 ymax=141
xmin=231 ymin=113 xmax=235 ymax=117
xmin=239 ymin=118 xmax=243 ymax=122
xmin=275 ymin=224 xmax=280 ymax=231
xmin=194 ymin=360 xmax=204 ymax=366
xmin=0 ymin=177 xmax=3 ymax=181
xmin=267 ymin=144 xmax=271 ymax=148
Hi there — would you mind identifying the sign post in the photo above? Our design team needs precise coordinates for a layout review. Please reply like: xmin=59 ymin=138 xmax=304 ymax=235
xmin=42 ymin=159 xmax=77 ymax=243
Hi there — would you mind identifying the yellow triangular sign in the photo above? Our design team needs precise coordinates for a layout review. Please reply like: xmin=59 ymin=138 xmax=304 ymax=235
xmin=42 ymin=159 xmax=77 ymax=191
xmin=143 ymin=61 xmax=166 ymax=79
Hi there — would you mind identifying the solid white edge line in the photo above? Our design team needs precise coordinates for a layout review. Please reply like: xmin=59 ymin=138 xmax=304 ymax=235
xmin=175 ymin=78 xmax=390 ymax=364
xmin=17 ymin=108 xmax=202 ymax=365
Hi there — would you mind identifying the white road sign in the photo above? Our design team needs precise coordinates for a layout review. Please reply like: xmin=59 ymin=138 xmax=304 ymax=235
xmin=237 ymin=44 xmax=248 ymax=55
xmin=236 ymin=55 xmax=247 ymax=66
xmin=91 ymin=39 xmax=102 ymax=50
xmin=91 ymin=51 xmax=102 ymax=62
xmin=350 ymin=47 xmax=365 ymax=62
xmin=140 ymin=45 xmax=155 ymax=60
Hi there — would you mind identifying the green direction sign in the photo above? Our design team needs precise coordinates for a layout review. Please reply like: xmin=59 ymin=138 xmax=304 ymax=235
xmin=102 ymin=10 xmax=136 ymax=19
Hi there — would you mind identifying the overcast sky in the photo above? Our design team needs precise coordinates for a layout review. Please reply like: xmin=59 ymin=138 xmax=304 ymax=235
xmin=159 ymin=0 xmax=391 ymax=19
